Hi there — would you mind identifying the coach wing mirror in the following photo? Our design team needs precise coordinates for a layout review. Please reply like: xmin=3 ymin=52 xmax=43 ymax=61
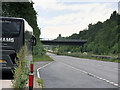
xmin=32 ymin=35 xmax=36 ymax=46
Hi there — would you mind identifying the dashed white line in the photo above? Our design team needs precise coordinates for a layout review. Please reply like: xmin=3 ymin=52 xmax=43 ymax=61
xmin=36 ymin=55 xmax=119 ymax=88
xmin=62 ymin=62 xmax=120 ymax=88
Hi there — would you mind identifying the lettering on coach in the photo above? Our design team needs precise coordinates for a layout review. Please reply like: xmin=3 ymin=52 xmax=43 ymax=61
xmin=0 ymin=38 xmax=14 ymax=42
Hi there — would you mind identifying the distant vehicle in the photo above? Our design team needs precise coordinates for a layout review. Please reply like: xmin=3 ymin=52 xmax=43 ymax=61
xmin=48 ymin=50 xmax=53 ymax=52
xmin=67 ymin=51 xmax=71 ymax=54
xmin=83 ymin=52 xmax=87 ymax=55
xmin=0 ymin=17 xmax=36 ymax=73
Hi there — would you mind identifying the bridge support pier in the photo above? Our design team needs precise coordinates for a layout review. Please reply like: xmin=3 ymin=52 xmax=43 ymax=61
xmin=81 ymin=44 xmax=84 ymax=53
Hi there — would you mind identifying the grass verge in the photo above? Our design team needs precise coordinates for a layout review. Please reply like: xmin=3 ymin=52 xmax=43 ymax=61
xmin=37 ymin=78 xmax=44 ymax=88
xmin=52 ymin=52 xmax=119 ymax=63
xmin=33 ymin=55 xmax=54 ymax=62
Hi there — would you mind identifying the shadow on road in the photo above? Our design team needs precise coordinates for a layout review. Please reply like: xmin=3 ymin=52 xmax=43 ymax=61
xmin=0 ymin=72 xmax=14 ymax=80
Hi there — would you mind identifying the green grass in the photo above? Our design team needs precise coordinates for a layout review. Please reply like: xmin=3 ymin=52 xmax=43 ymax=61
xmin=37 ymin=78 xmax=44 ymax=85
xmin=33 ymin=55 xmax=54 ymax=62
xmin=67 ymin=53 xmax=119 ymax=63
xmin=52 ymin=52 xmax=120 ymax=63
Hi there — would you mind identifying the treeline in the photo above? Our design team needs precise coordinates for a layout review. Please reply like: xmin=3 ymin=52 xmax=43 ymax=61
xmin=57 ymin=11 xmax=120 ymax=55
xmin=2 ymin=2 xmax=45 ymax=56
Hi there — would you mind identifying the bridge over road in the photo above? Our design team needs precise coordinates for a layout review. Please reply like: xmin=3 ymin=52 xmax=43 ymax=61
xmin=40 ymin=39 xmax=87 ymax=45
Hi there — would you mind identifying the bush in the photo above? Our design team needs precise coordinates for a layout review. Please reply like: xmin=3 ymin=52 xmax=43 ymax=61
xmin=12 ymin=46 xmax=29 ymax=88
xmin=33 ymin=39 xmax=45 ymax=56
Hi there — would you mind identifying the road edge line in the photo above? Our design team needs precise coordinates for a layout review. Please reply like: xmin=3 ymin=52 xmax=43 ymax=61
xmin=37 ymin=61 xmax=54 ymax=78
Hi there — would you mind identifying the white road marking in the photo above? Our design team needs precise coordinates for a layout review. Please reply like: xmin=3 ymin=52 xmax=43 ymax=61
xmin=62 ymin=62 xmax=120 ymax=88
xmin=37 ymin=53 xmax=119 ymax=87
xmin=37 ymin=62 xmax=54 ymax=78
xmin=0 ymin=80 xmax=13 ymax=88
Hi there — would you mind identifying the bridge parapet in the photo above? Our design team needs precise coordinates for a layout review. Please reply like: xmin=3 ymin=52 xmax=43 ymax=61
xmin=40 ymin=38 xmax=54 ymax=40
xmin=40 ymin=38 xmax=87 ymax=42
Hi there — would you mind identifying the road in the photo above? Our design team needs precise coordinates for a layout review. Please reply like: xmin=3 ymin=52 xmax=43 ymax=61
xmin=0 ymin=73 xmax=13 ymax=89
xmin=38 ymin=53 xmax=118 ymax=88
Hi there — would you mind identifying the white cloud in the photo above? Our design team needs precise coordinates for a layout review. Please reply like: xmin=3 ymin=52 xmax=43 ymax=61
xmin=33 ymin=0 xmax=117 ymax=11
xmin=40 ymin=25 xmax=84 ymax=39
xmin=45 ymin=4 xmax=113 ymax=26
xmin=32 ymin=0 xmax=117 ymax=39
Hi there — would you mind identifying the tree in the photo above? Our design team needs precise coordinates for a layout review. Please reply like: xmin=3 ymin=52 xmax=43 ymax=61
xmin=2 ymin=2 xmax=45 ymax=56
xmin=57 ymin=11 xmax=119 ymax=55
xmin=57 ymin=34 xmax=62 ymax=39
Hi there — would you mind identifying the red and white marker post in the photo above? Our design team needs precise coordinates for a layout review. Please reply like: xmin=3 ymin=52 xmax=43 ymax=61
xmin=29 ymin=63 xmax=34 ymax=90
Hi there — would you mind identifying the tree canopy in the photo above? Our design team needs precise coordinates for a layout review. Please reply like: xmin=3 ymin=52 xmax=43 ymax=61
xmin=57 ymin=11 xmax=119 ymax=55
xmin=2 ymin=2 xmax=40 ymax=38
xmin=2 ymin=2 xmax=45 ymax=56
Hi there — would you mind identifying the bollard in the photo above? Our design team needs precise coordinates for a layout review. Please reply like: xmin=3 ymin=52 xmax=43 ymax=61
xmin=29 ymin=63 xmax=34 ymax=90
xmin=29 ymin=73 xmax=34 ymax=90
xmin=31 ymin=64 xmax=33 ymax=73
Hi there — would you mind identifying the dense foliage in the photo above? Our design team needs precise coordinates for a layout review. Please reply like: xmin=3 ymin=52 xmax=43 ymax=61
xmin=2 ymin=2 xmax=45 ymax=56
xmin=57 ymin=11 xmax=119 ymax=55
xmin=12 ymin=46 xmax=29 ymax=88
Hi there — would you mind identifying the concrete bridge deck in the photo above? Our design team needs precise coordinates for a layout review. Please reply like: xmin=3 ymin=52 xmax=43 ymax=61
xmin=41 ymin=39 xmax=87 ymax=45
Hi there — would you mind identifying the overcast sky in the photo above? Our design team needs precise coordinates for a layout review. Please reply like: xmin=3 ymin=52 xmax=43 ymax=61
xmin=32 ymin=0 xmax=118 ymax=39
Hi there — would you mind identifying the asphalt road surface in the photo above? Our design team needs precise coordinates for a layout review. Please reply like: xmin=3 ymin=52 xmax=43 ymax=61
xmin=0 ymin=72 xmax=13 ymax=89
xmin=38 ymin=53 xmax=118 ymax=88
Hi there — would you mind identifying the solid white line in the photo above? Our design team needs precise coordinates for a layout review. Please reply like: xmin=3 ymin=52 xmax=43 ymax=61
xmin=37 ymin=68 xmax=40 ymax=78
xmin=62 ymin=62 xmax=120 ymax=87
xmin=37 ymin=62 xmax=54 ymax=78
